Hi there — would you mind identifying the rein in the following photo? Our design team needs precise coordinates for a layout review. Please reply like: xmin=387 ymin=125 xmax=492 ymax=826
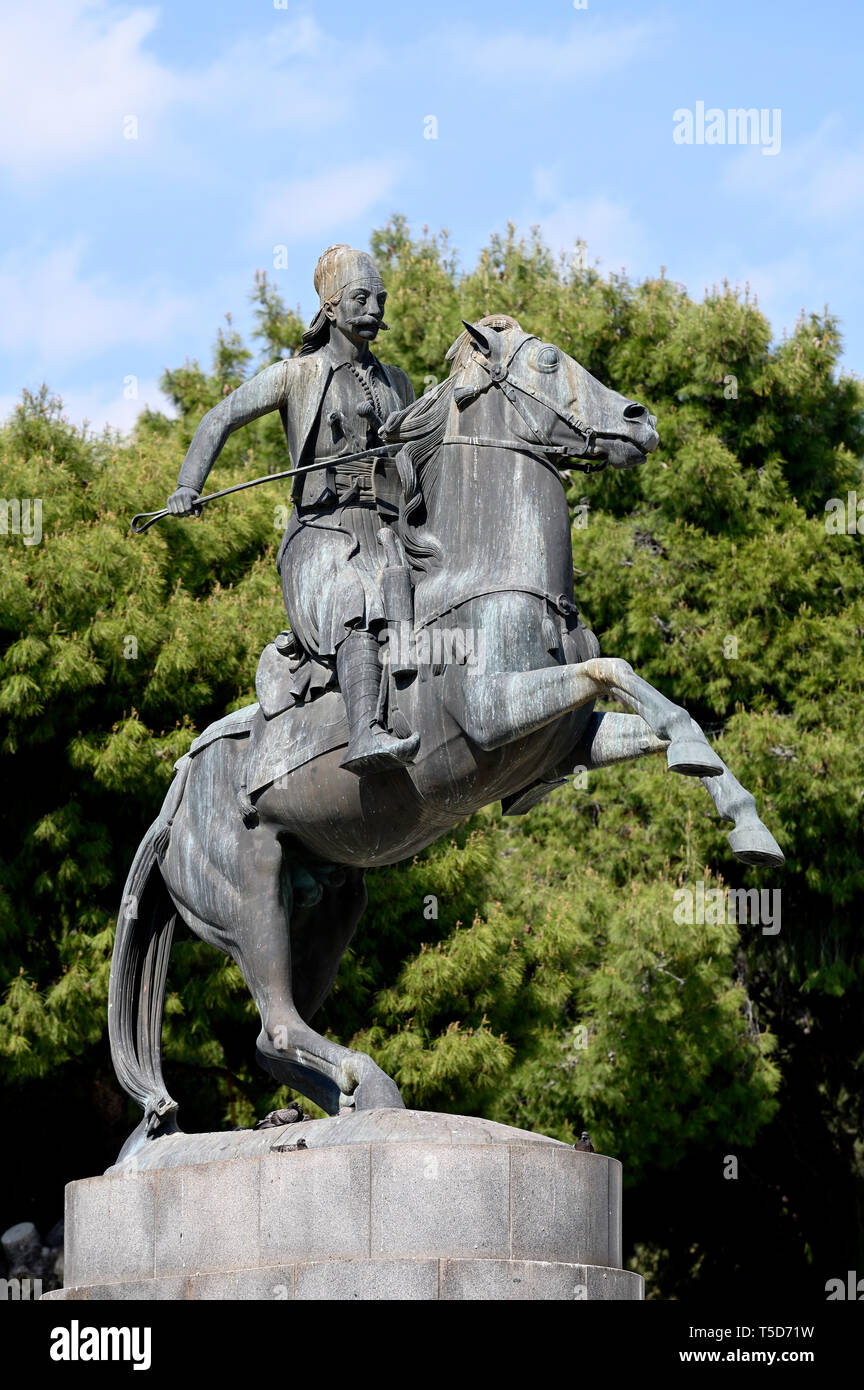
xmin=441 ymin=434 xmax=609 ymax=473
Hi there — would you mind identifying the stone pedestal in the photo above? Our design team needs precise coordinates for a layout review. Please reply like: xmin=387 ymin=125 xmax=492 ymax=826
xmin=44 ymin=1110 xmax=643 ymax=1301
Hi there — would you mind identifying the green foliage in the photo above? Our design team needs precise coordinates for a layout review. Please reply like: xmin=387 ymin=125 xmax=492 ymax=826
xmin=1 ymin=218 xmax=862 ymax=1295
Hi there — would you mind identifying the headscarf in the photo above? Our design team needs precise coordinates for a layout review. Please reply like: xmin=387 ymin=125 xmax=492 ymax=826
xmin=300 ymin=245 xmax=386 ymax=354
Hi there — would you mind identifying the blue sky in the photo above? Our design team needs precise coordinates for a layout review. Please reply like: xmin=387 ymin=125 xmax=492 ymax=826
xmin=1 ymin=0 xmax=862 ymax=431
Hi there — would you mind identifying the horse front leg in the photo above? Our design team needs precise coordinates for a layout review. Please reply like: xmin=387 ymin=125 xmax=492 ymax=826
xmin=446 ymin=656 xmax=725 ymax=777
xmin=572 ymin=711 xmax=784 ymax=867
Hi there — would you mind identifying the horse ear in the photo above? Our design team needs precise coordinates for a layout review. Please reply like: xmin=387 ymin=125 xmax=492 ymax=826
xmin=461 ymin=319 xmax=492 ymax=357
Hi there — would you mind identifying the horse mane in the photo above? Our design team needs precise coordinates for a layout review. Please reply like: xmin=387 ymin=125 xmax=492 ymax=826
xmin=381 ymin=374 xmax=454 ymax=572
xmin=382 ymin=315 xmax=522 ymax=573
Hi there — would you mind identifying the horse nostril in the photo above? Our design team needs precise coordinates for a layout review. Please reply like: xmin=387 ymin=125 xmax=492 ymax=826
xmin=623 ymin=402 xmax=648 ymax=421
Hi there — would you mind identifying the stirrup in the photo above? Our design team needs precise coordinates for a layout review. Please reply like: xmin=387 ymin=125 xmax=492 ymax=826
xmin=340 ymin=724 xmax=420 ymax=775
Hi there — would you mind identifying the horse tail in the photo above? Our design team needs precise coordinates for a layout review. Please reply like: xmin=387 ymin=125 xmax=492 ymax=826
xmin=108 ymin=817 xmax=180 ymax=1161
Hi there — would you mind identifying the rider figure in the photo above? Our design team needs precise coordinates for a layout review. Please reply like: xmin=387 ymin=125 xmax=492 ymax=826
xmin=166 ymin=244 xmax=421 ymax=775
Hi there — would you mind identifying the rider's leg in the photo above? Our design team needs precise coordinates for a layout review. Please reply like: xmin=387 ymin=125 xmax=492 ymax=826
xmin=337 ymin=627 xmax=420 ymax=775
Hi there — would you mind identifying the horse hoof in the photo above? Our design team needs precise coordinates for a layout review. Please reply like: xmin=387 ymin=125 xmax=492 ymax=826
xmin=729 ymin=825 xmax=785 ymax=868
xmin=666 ymin=739 xmax=725 ymax=778
xmin=352 ymin=1071 xmax=406 ymax=1112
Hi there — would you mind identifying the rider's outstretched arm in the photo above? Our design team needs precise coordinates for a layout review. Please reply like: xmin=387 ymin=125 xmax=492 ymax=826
xmin=176 ymin=360 xmax=288 ymax=495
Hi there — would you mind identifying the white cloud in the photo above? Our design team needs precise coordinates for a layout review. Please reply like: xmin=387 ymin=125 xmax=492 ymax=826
xmin=0 ymin=3 xmax=365 ymax=176
xmin=0 ymin=393 xmax=23 ymax=424
xmin=250 ymin=161 xmax=402 ymax=246
xmin=0 ymin=243 xmax=192 ymax=363
xmin=186 ymin=16 xmax=350 ymax=133
xmin=58 ymin=377 xmax=175 ymax=432
xmin=723 ymin=118 xmax=864 ymax=219
xmin=0 ymin=1 xmax=179 ymax=175
xmin=668 ymin=248 xmax=816 ymax=346
xmin=455 ymin=19 xmax=659 ymax=81
xmin=0 ymin=377 xmax=175 ymax=434
xmin=72 ymin=377 xmax=176 ymax=433
xmin=718 ymin=247 xmax=844 ymax=345
xmin=532 ymin=166 xmax=561 ymax=202
xmin=734 ymin=251 xmax=813 ymax=314
xmin=535 ymin=192 xmax=648 ymax=276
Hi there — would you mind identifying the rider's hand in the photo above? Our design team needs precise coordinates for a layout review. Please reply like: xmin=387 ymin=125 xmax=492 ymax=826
xmin=166 ymin=486 xmax=202 ymax=517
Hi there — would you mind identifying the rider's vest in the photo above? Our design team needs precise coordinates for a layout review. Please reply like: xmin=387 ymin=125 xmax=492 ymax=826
xmin=296 ymin=356 xmax=407 ymax=511
xmin=278 ymin=347 xmax=414 ymax=510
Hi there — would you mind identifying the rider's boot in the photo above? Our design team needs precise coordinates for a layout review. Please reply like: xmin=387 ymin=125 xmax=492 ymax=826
xmin=338 ymin=630 xmax=420 ymax=775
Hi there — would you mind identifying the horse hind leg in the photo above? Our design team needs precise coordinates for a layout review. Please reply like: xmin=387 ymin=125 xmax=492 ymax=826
xmin=286 ymin=862 xmax=367 ymax=1023
xmin=252 ymin=856 xmax=403 ymax=1114
xmin=168 ymin=849 xmax=404 ymax=1114
xmin=255 ymin=977 xmax=406 ymax=1118
xmin=572 ymin=711 xmax=784 ymax=867
xmin=217 ymin=837 xmax=403 ymax=1115
xmin=161 ymin=763 xmax=405 ymax=1117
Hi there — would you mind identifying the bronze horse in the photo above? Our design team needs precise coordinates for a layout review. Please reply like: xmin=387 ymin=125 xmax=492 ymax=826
xmin=109 ymin=316 xmax=783 ymax=1156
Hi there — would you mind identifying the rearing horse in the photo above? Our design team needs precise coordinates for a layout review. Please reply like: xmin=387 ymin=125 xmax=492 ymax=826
xmin=109 ymin=315 xmax=783 ymax=1156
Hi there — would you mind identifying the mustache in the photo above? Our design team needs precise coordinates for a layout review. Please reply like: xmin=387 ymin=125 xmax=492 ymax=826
xmin=346 ymin=315 xmax=389 ymax=331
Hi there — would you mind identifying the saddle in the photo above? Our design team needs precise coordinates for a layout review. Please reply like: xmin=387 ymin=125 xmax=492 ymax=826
xmin=177 ymin=687 xmax=347 ymax=781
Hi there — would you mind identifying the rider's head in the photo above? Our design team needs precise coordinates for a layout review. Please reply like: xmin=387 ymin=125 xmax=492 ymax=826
xmin=300 ymin=245 xmax=388 ymax=355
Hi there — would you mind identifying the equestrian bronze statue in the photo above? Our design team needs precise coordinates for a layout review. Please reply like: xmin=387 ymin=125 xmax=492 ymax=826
xmin=110 ymin=249 xmax=784 ymax=1159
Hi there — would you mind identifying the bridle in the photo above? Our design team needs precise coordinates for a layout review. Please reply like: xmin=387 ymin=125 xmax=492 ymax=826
xmin=442 ymin=334 xmax=609 ymax=474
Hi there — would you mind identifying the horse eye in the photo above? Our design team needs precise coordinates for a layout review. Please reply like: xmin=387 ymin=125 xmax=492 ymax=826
xmin=536 ymin=346 xmax=559 ymax=372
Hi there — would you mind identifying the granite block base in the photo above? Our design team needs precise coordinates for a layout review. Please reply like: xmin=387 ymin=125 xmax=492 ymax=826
xmin=43 ymin=1110 xmax=643 ymax=1302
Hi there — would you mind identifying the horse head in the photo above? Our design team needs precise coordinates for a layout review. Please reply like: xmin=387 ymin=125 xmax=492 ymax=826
xmin=380 ymin=313 xmax=660 ymax=576
xmin=446 ymin=314 xmax=659 ymax=470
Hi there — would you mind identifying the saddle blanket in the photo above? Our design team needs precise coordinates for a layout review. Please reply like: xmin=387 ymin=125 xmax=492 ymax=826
xmin=180 ymin=694 xmax=348 ymax=798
